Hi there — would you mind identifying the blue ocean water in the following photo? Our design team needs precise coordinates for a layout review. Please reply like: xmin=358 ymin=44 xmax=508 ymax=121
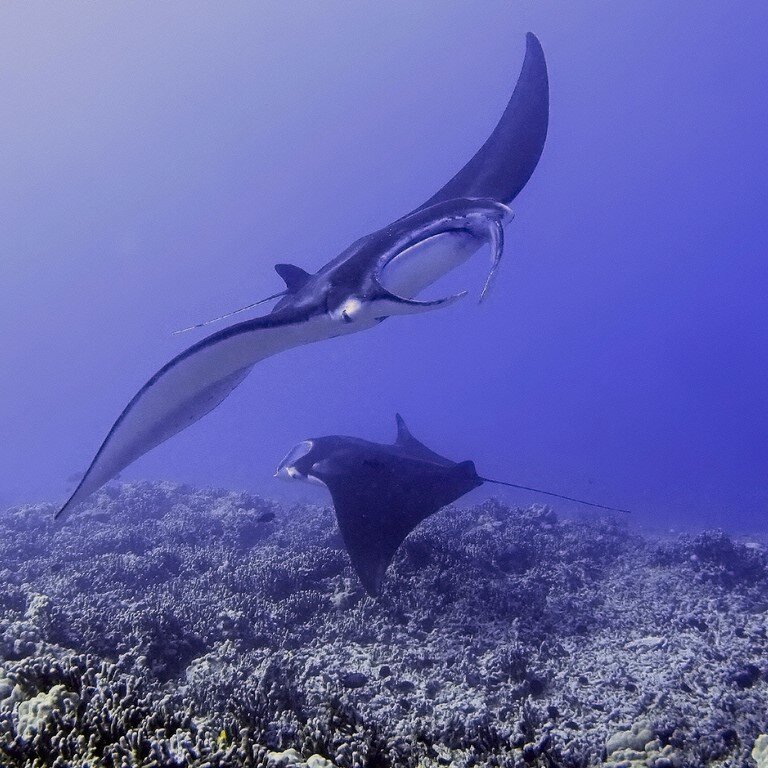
xmin=1 ymin=1 xmax=766 ymax=531
xmin=4 ymin=6 xmax=768 ymax=766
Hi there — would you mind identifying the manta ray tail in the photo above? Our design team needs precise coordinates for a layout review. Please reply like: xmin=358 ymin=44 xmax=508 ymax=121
xmin=172 ymin=291 xmax=286 ymax=335
xmin=481 ymin=477 xmax=631 ymax=514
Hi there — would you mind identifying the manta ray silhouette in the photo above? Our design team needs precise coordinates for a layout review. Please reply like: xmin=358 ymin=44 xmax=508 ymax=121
xmin=56 ymin=33 xmax=549 ymax=520
xmin=276 ymin=415 xmax=630 ymax=595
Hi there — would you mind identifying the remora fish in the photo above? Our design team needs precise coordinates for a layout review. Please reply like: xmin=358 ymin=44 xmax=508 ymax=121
xmin=56 ymin=33 xmax=549 ymax=520
xmin=276 ymin=415 xmax=630 ymax=595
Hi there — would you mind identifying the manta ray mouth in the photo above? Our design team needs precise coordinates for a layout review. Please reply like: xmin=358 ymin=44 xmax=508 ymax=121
xmin=378 ymin=208 xmax=510 ymax=305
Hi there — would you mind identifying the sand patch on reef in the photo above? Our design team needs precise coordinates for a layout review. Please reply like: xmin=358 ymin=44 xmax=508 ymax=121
xmin=0 ymin=481 xmax=767 ymax=767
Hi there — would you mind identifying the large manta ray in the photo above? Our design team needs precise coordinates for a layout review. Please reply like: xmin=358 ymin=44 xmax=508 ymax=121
xmin=56 ymin=33 xmax=549 ymax=520
xmin=275 ymin=415 xmax=630 ymax=595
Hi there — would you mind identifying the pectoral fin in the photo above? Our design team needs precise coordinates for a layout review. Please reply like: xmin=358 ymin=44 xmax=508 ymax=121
xmin=416 ymin=32 xmax=549 ymax=210
xmin=56 ymin=311 xmax=330 ymax=520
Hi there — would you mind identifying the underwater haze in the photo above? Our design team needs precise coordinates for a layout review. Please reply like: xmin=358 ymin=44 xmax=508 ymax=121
xmin=2 ymin=0 xmax=767 ymax=530
xmin=4 ymin=5 xmax=768 ymax=768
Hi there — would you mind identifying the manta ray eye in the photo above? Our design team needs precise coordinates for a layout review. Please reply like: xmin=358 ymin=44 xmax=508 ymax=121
xmin=337 ymin=298 xmax=362 ymax=323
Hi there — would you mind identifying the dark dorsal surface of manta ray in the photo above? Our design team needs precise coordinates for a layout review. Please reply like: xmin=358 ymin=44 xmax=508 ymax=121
xmin=275 ymin=415 xmax=630 ymax=595
xmin=56 ymin=33 xmax=549 ymax=520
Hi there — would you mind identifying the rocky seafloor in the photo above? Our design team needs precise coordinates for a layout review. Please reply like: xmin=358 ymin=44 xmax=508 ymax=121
xmin=1 ymin=482 xmax=767 ymax=767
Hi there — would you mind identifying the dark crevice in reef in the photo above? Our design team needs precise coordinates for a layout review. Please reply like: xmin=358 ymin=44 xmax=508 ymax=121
xmin=1 ymin=481 xmax=767 ymax=767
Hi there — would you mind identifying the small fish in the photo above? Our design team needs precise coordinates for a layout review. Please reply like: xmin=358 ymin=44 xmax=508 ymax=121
xmin=257 ymin=511 xmax=275 ymax=524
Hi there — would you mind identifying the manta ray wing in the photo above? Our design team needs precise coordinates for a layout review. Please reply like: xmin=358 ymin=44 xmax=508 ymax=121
xmin=56 ymin=310 xmax=331 ymax=519
xmin=417 ymin=32 xmax=549 ymax=210
xmin=312 ymin=452 xmax=480 ymax=595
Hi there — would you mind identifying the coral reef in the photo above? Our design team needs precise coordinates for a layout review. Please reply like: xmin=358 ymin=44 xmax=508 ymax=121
xmin=753 ymin=735 xmax=768 ymax=768
xmin=0 ymin=482 xmax=766 ymax=767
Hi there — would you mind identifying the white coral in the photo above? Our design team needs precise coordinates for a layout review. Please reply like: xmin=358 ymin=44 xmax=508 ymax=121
xmin=16 ymin=684 xmax=79 ymax=742
xmin=605 ymin=722 xmax=655 ymax=755
xmin=266 ymin=748 xmax=304 ymax=766
xmin=753 ymin=735 xmax=768 ymax=768
xmin=306 ymin=756 xmax=336 ymax=768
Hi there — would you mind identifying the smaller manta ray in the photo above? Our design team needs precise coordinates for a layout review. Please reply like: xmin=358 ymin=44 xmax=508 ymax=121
xmin=275 ymin=415 xmax=630 ymax=595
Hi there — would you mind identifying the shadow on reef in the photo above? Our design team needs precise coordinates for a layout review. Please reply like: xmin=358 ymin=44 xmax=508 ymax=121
xmin=1 ymin=481 xmax=767 ymax=767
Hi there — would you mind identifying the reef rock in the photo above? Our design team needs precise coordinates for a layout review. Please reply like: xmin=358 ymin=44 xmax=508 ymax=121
xmin=0 ymin=482 xmax=765 ymax=767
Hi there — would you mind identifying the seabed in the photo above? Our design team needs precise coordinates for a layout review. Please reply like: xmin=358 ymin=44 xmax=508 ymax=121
xmin=1 ymin=482 xmax=766 ymax=767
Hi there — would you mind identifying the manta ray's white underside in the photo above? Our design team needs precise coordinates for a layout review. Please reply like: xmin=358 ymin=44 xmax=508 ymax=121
xmin=379 ymin=230 xmax=482 ymax=299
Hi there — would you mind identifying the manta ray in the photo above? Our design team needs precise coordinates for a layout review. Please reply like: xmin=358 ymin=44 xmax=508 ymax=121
xmin=56 ymin=33 xmax=549 ymax=520
xmin=275 ymin=414 xmax=630 ymax=595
